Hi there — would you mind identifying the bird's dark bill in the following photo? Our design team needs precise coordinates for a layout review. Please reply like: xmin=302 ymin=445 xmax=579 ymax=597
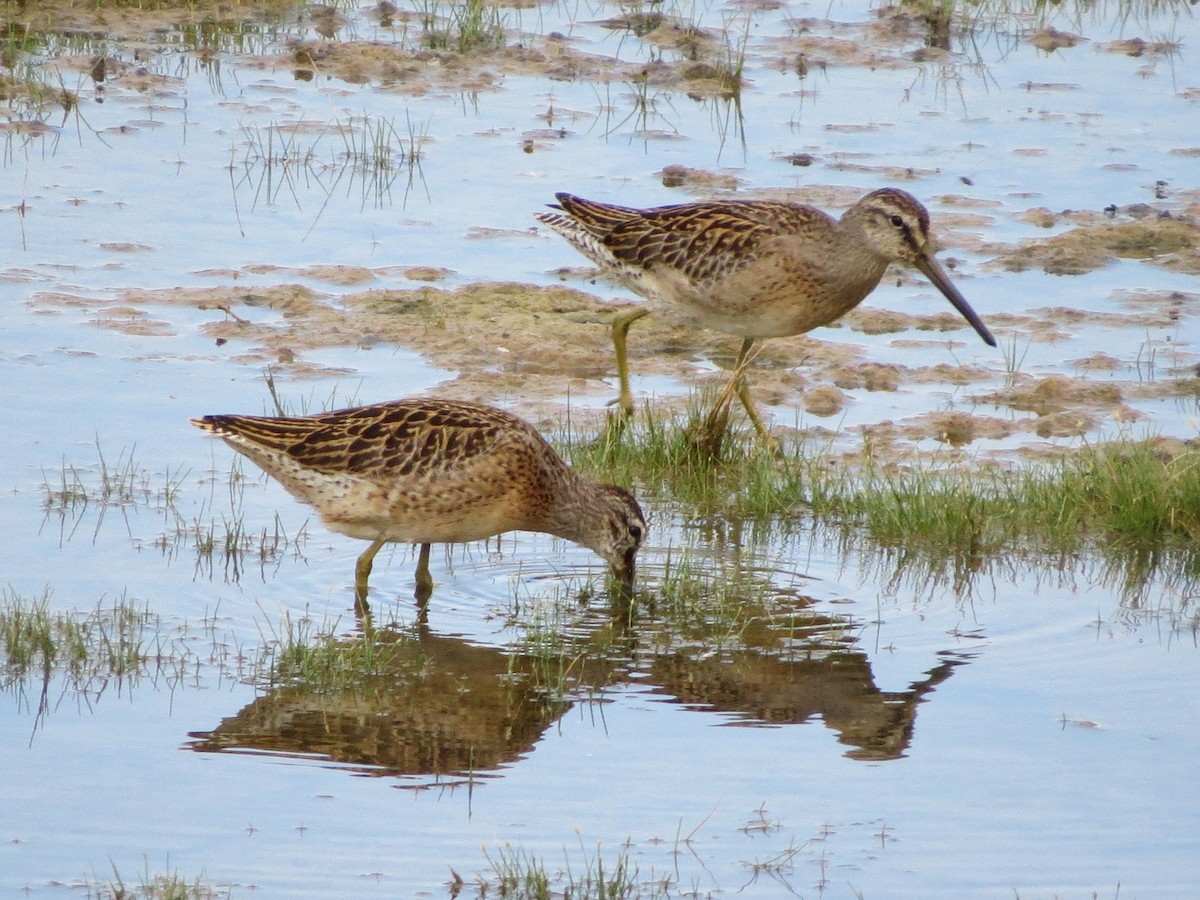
xmin=917 ymin=254 xmax=997 ymax=348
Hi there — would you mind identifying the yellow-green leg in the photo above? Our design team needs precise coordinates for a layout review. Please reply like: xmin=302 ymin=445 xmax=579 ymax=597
xmin=731 ymin=338 xmax=777 ymax=448
xmin=612 ymin=307 xmax=651 ymax=418
xmin=354 ymin=536 xmax=387 ymax=616
xmin=413 ymin=542 xmax=434 ymax=606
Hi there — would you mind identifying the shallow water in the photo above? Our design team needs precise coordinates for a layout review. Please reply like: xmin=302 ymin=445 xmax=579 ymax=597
xmin=2 ymin=0 xmax=1199 ymax=897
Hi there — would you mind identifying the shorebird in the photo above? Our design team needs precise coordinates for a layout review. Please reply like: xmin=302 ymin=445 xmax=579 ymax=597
xmin=536 ymin=188 xmax=997 ymax=439
xmin=191 ymin=398 xmax=646 ymax=611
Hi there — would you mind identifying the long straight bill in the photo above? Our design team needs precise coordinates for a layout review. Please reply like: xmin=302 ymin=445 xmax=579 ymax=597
xmin=916 ymin=255 xmax=997 ymax=347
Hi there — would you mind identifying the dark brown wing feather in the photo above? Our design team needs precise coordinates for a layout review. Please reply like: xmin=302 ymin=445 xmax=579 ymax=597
xmin=192 ymin=399 xmax=538 ymax=479
xmin=554 ymin=194 xmax=828 ymax=286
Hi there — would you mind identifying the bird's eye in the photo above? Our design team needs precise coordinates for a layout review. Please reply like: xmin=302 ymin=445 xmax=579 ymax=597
xmin=629 ymin=524 xmax=643 ymax=543
xmin=890 ymin=214 xmax=905 ymax=228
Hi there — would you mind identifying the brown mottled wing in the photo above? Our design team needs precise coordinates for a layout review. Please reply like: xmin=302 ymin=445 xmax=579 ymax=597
xmin=193 ymin=399 xmax=529 ymax=480
xmin=555 ymin=194 xmax=824 ymax=288
xmin=548 ymin=193 xmax=647 ymax=232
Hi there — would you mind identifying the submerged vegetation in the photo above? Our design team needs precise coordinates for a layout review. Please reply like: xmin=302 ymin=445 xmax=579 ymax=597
xmin=39 ymin=441 xmax=309 ymax=583
xmin=566 ymin=397 xmax=1200 ymax=606
xmin=474 ymin=839 xmax=673 ymax=900
xmin=252 ymin=607 xmax=421 ymax=692
xmin=418 ymin=0 xmax=506 ymax=53
xmin=90 ymin=861 xmax=230 ymax=900
xmin=231 ymin=111 xmax=429 ymax=225
xmin=0 ymin=588 xmax=239 ymax=723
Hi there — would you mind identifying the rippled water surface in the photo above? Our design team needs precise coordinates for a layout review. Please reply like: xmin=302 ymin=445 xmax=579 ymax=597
xmin=2 ymin=0 xmax=1198 ymax=896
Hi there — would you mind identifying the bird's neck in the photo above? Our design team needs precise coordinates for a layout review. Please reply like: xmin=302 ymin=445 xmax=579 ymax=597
xmin=834 ymin=209 xmax=892 ymax=278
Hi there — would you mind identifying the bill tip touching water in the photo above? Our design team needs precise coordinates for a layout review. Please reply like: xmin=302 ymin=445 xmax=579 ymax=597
xmin=191 ymin=397 xmax=646 ymax=612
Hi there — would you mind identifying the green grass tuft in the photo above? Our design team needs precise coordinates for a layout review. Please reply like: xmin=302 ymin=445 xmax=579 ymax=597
xmin=253 ymin=610 xmax=422 ymax=693
xmin=478 ymin=838 xmax=672 ymax=899
xmin=562 ymin=394 xmax=1200 ymax=596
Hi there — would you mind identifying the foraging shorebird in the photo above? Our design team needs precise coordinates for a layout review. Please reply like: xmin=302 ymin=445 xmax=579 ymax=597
xmin=192 ymin=398 xmax=646 ymax=610
xmin=537 ymin=188 xmax=996 ymax=439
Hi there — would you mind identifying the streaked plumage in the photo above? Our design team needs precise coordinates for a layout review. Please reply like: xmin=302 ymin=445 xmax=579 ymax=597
xmin=537 ymin=188 xmax=996 ymax=438
xmin=191 ymin=398 xmax=646 ymax=608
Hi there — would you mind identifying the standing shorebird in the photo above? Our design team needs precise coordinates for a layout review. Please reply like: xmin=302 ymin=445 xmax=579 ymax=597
xmin=536 ymin=188 xmax=997 ymax=439
xmin=191 ymin=398 xmax=646 ymax=611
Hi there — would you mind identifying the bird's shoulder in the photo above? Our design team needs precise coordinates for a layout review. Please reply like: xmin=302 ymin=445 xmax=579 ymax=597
xmin=607 ymin=201 xmax=832 ymax=282
xmin=268 ymin=400 xmax=540 ymax=477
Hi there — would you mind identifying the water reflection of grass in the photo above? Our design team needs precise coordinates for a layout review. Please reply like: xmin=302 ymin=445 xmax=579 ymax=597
xmin=566 ymin=398 xmax=1200 ymax=607
xmin=253 ymin=607 xmax=423 ymax=692
xmin=40 ymin=442 xmax=310 ymax=584
xmin=472 ymin=810 xmax=818 ymax=897
xmin=232 ymin=112 xmax=429 ymax=221
xmin=900 ymin=0 xmax=1192 ymax=42
xmin=91 ymin=861 xmax=230 ymax=900
xmin=0 ymin=23 xmax=82 ymax=118
xmin=0 ymin=3 xmax=297 ymax=132
xmin=418 ymin=0 xmax=507 ymax=53
xmin=41 ymin=441 xmax=180 ymax=514
xmin=0 ymin=588 xmax=231 ymax=722
xmin=476 ymin=837 xmax=673 ymax=900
